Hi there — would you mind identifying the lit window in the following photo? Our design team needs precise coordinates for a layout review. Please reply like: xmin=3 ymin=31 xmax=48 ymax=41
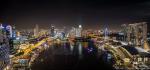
xmin=138 ymin=58 xmax=142 ymax=62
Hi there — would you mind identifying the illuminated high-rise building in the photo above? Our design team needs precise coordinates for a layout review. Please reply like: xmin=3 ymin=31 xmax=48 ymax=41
xmin=69 ymin=27 xmax=76 ymax=38
xmin=16 ymin=31 xmax=21 ymax=38
xmin=12 ymin=26 xmax=16 ymax=39
xmin=0 ymin=40 xmax=10 ymax=70
xmin=104 ymin=27 xmax=108 ymax=41
xmin=6 ymin=25 xmax=12 ymax=38
xmin=120 ymin=24 xmax=128 ymax=41
xmin=50 ymin=25 xmax=55 ymax=37
xmin=122 ymin=22 xmax=147 ymax=48
xmin=63 ymin=26 xmax=67 ymax=37
xmin=34 ymin=24 xmax=39 ymax=37
xmin=0 ymin=24 xmax=4 ymax=43
xmin=75 ymin=25 xmax=82 ymax=37
xmin=0 ymin=24 xmax=10 ymax=70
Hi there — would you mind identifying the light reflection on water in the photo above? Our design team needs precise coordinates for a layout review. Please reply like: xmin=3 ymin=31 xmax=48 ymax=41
xmin=78 ymin=42 xmax=82 ymax=59
xmin=31 ymin=39 xmax=115 ymax=70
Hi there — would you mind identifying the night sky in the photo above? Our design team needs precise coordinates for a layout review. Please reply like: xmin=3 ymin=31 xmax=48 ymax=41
xmin=0 ymin=0 xmax=150 ymax=30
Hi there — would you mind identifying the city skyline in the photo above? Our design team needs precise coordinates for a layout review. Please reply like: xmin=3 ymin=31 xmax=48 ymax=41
xmin=1 ymin=1 xmax=150 ymax=69
xmin=0 ymin=0 xmax=150 ymax=30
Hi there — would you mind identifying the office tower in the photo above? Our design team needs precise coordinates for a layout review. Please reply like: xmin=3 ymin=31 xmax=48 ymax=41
xmin=50 ymin=25 xmax=55 ymax=37
xmin=12 ymin=26 xmax=16 ymax=39
xmin=75 ymin=25 xmax=82 ymax=37
xmin=69 ymin=27 xmax=76 ymax=38
xmin=120 ymin=24 xmax=128 ymax=41
xmin=34 ymin=24 xmax=39 ymax=37
xmin=6 ymin=25 xmax=12 ymax=38
xmin=104 ymin=27 xmax=108 ymax=41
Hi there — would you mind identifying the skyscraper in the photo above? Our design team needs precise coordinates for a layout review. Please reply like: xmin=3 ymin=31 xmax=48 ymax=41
xmin=75 ymin=25 xmax=82 ymax=37
xmin=34 ymin=24 xmax=39 ymax=37
xmin=123 ymin=22 xmax=147 ymax=48
xmin=12 ymin=26 xmax=16 ymax=39
xmin=6 ymin=25 xmax=12 ymax=38
xmin=121 ymin=24 xmax=128 ymax=41
xmin=0 ymin=24 xmax=10 ymax=70
xmin=104 ymin=27 xmax=108 ymax=41
xmin=69 ymin=27 xmax=76 ymax=38
xmin=50 ymin=25 xmax=55 ymax=37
